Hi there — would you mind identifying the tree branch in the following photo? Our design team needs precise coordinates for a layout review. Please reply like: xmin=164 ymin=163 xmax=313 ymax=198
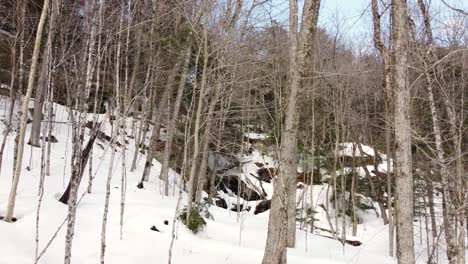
xmin=440 ymin=0 xmax=467 ymax=15
xmin=0 ymin=28 xmax=15 ymax=38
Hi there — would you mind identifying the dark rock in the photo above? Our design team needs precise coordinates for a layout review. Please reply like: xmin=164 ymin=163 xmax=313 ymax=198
xmin=164 ymin=220 xmax=169 ymax=225
xmin=346 ymin=240 xmax=362 ymax=246
xmin=257 ymin=168 xmax=276 ymax=183
xmin=150 ymin=225 xmax=160 ymax=232
xmin=230 ymin=204 xmax=251 ymax=212
xmin=215 ymin=175 xmax=261 ymax=201
xmin=84 ymin=121 xmax=94 ymax=129
xmin=215 ymin=198 xmax=228 ymax=209
xmin=254 ymin=162 xmax=264 ymax=168
xmin=137 ymin=182 xmax=144 ymax=189
xmin=254 ymin=199 xmax=271 ymax=215
xmin=40 ymin=135 xmax=58 ymax=143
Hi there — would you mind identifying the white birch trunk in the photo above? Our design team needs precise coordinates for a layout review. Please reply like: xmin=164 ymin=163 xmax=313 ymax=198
xmin=3 ymin=0 xmax=50 ymax=222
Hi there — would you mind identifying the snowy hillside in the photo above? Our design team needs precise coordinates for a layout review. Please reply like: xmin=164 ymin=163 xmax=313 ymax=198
xmin=0 ymin=98 xmax=446 ymax=264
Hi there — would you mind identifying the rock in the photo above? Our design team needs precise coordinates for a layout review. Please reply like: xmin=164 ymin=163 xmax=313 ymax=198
xmin=215 ymin=175 xmax=261 ymax=201
xmin=257 ymin=168 xmax=275 ymax=183
xmin=164 ymin=220 xmax=169 ymax=225
xmin=254 ymin=199 xmax=271 ymax=215
xmin=215 ymin=198 xmax=228 ymax=209
xmin=150 ymin=225 xmax=160 ymax=232
xmin=346 ymin=240 xmax=362 ymax=246
xmin=40 ymin=135 xmax=58 ymax=143
xmin=230 ymin=204 xmax=251 ymax=212
xmin=254 ymin=162 xmax=264 ymax=167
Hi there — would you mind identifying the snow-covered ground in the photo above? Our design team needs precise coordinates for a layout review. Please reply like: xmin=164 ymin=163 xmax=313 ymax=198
xmin=0 ymin=98 xmax=448 ymax=263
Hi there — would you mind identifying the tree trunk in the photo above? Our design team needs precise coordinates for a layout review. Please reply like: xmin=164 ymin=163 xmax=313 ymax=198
xmin=412 ymin=1 xmax=459 ymax=259
xmin=194 ymin=79 xmax=223 ymax=204
xmin=351 ymin=143 xmax=357 ymax=236
xmin=0 ymin=0 xmax=26 ymax=179
xmin=262 ymin=1 xmax=321 ymax=262
xmin=62 ymin=132 xmax=98 ymax=264
xmin=426 ymin=174 xmax=437 ymax=240
xmin=392 ymin=0 xmax=415 ymax=263
xmin=371 ymin=0 xmax=394 ymax=255
xmin=29 ymin=19 xmax=55 ymax=148
xmin=356 ymin=140 xmax=389 ymax=224
xmin=160 ymin=46 xmax=191 ymax=196
xmin=186 ymin=16 xmax=209 ymax=223
xmin=138 ymin=56 xmax=182 ymax=186
xmin=3 ymin=0 xmax=50 ymax=222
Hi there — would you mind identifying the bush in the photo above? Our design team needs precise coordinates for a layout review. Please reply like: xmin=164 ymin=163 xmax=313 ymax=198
xmin=179 ymin=206 xmax=207 ymax=234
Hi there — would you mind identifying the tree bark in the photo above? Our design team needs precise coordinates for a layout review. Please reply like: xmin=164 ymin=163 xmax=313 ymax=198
xmin=413 ymin=1 xmax=459 ymax=261
xmin=28 ymin=27 xmax=54 ymax=146
xmin=262 ymin=1 xmax=321 ymax=262
xmin=391 ymin=0 xmax=415 ymax=263
xmin=3 ymin=0 xmax=50 ymax=222
xmin=138 ymin=56 xmax=182 ymax=186
xmin=186 ymin=13 xmax=209 ymax=223
xmin=371 ymin=0 xmax=394 ymax=255
xmin=62 ymin=132 xmax=98 ymax=264
xmin=160 ymin=46 xmax=191 ymax=196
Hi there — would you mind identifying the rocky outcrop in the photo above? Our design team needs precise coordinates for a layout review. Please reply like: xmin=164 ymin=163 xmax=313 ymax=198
xmin=257 ymin=167 xmax=276 ymax=183
xmin=215 ymin=175 xmax=261 ymax=201
xmin=254 ymin=199 xmax=271 ymax=215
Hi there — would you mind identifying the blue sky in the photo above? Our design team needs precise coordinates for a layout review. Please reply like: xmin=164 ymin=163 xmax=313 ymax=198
xmin=263 ymin=0 xmax=372 ymax=43
xmin=263 ymin=0 xmax=467 ymax=45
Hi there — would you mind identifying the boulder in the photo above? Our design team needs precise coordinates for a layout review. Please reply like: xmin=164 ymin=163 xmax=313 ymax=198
xmin=257 ymin=168 xmax=276 ymax=183
xmin=254 ymin=199 xmax=271 ymax=215
xmin=215 ymin=175 xmax=261 ymax=201
xmin=215 ymin=198 xmax=228 ymax=209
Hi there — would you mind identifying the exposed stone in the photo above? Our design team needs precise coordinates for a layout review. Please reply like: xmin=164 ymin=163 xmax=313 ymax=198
xmin=230 ymin=204 xmax=251 ymax=212
xmin=40 ymin=135 xmax=58 ymax=143
xmin=254 ymin=162 xmax=264 ymax=168
xmin=257 ymin=168 xmax=276 ymax=183
xmin=215 ymin=198 xmax=228 ymax=209
xmin=254 ymin=199 xmax=271 ymax=215
xmin=215 ymin=175 xmax=261 ymax=201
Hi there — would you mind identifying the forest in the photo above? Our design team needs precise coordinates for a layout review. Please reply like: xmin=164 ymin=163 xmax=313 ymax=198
xmin=0 ymin=0 xmax=466 ymax=263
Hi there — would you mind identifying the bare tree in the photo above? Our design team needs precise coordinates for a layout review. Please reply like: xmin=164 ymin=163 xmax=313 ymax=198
xmin=160 ymin=46 xmax=191 ymax=196
xmin=371 ymin=0 xmax=394 ymax=255
xmin=391 ymin=0 xmax=415 ymax=263
xmin=3 ymin=0 xmax=51 ymax=223
xmin=262 ymin=0 xmax=321 ymax=262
